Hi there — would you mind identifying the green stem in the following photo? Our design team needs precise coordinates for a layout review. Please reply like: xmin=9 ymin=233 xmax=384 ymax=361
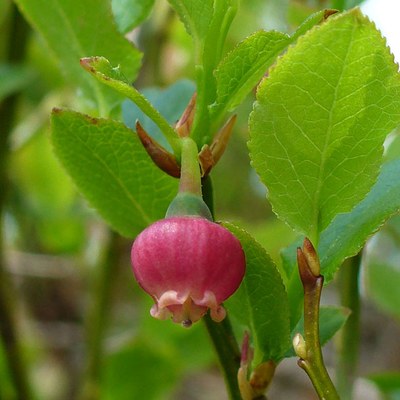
xmin=79 ymin=232 xmax=120 ymax=400
xmin=179 ymin=137 xmax=201 ymax=196
xmin=0 ymin=5 xmax=33 ymax=400
xmin=295 ymin=242 xmax=339 ymax=399
xmin=336 ymin=254 xmax=361 ymax=400
xmin=202 ymin=176 xmax=242 ymax=400
xmin=203 ymin=315 xmax=242 ymax=400
xmin=299 ymin=274 xmax=339 ymax=399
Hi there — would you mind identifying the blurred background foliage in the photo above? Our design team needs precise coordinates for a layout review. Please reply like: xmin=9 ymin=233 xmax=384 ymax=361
xmin=1 ymin=0 xmax=400 ymax=399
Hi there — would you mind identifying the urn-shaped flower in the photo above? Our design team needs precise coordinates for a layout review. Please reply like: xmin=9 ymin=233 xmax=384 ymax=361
xmin=131 ymin=216 xmax=246 ymax=327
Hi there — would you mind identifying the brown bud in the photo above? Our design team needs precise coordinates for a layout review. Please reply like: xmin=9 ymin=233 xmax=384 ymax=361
xmin=302 ymin=238 xmax=320 ymax=277
xmin=297 ymin=247 xmax=317 ymax=288
xmin=175 ymin=93 xmax=196 ymax=138
xmin=198 ymin=115 xmax=237 ymax=177
xmin=198 ymin=145 xmax=214 ymax=177
xmin=249 ymin=361 xmax=276 ymax=395
xmin=136 ymin=121 xmax=181 ymax=178
xmin=209 ymin=114 xmax=237 ymax=165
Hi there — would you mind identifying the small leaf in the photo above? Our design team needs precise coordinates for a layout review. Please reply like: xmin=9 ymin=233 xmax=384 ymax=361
xmin=212 ymin=30 xmax=290 ymax=116
xmin=249 ymin=9 xmax=400 ymax=239
xmin=319 ymin=159 xmax=400 ymax=282
xmin=14 ymin=0 xmax=141 ymax=113
xmin=111 ymin=0 xmax=155 ymax=34
xmin=285 ymin=306 xmax=350 ymax=357
xmin=51 ymin=109 xmax=177 ymax=237
xmin=224 ymin=223 xmax=290 ymax=363
xmin=212 ymin=9 xmax=335 ymax=120
xmin=80 ymin=56 xmax=180 ymax=154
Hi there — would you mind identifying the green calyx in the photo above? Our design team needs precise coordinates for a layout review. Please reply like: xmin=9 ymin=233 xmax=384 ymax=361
xmin=166 ymin=192 xmax=213 ymax=220
xmin=165 ymin=137 xmax=212 ymax=220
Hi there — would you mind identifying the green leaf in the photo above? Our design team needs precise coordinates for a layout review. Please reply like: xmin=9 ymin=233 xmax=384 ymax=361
xmin=212 ymin=9 xmax=335 ymax=120
xmin=190 ymin=0 xmax=238 ymax=144
xmin=14 ymin=0 xmax=142 ymax=114
xmin=0 ymin=64 xmax=35 ymax=101
xmin=224 ymin=223 xmax=290 ymax=363
xmin=167 ymin=0 xmax=214 ymax=46
xmin=212 ymin=30 xmax=290 ymax=116
xmin=319 ymin=159 xmax=400 ymax=282
xmin=249 ymin=9 xmax=400 ymax=240
xmin=51 ymin=109 xmax=177 ymax=237
xmin=111 ymin=0 xmax=155 ymax=34
xmin=285 ymin=306 xmax=350 ymax=357
xmin=80 ymin=56 xmax=180 ymax=154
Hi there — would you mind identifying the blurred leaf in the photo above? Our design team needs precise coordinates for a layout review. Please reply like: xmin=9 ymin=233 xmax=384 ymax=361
xmin=51 ymin=109 xmax=177 ymax=238
xmin=249 ymin=9 xmax=400 ymax=240
xmin=285 ymin=306 xmax=350 ymax=357
xmin=0 ymin=0 xmax=11 ymax=26
xmin=224 ymin=223 xmax=290 ymax=363
xmin=122 ymin=79 xmax=195 ymax=151
xmin=11 ymin=131 xmax=85 ymax=252
xmin=14 ymin=0 xmax=142 ymax=114
xmin=364 ymin=219 xmax=400 ymax=320
xmin=80 ymin=56 xmax=180 ymax=154
xmin=245 ymin=218 xmax=298 ymax=283
xmin=111 ymin=0 xmax=155 ymax=34
xmin=102 ymin=339 xmax=179 ymax=400
xmin=367 ymin=372 xmax=400 ymax=400
xmin=365 ymin=260 xmax=400 ymax=321
xmin=0 ymin=64 xmax=35 ymax=101
xmin=319 ymin=159 xmax=400 ymax=282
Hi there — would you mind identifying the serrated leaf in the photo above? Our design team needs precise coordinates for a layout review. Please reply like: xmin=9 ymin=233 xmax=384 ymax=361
xmin=51 ymin=109 xmax=177 ymax=237
xmin=167 ymin=0 xmax=213 ymax=44
xmin=224 ymin=223 xmax=290 ymax=363
xmin=80 ymin=56 xmax=180 ymax=154
xmin=212 ymin=9 xmax=334 ymax=120
xmin=111 ymin=0 xmax=155 ymax=34
xmin=212 ymin=30 xmax=290 ymax=116
xmin=14 ymin=0 xmax=141 ymax=113
xmin=249 ymin=9 xmax=400 ymax=240
xmin=285 ymin=306 xmax=350 ymax=357
xmin=319 ymin=159 xmax=400 ymax=282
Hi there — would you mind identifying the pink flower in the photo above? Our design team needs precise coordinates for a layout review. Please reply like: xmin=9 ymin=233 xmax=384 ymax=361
xmin=131 ymin=216 xmax=246 ymax=327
